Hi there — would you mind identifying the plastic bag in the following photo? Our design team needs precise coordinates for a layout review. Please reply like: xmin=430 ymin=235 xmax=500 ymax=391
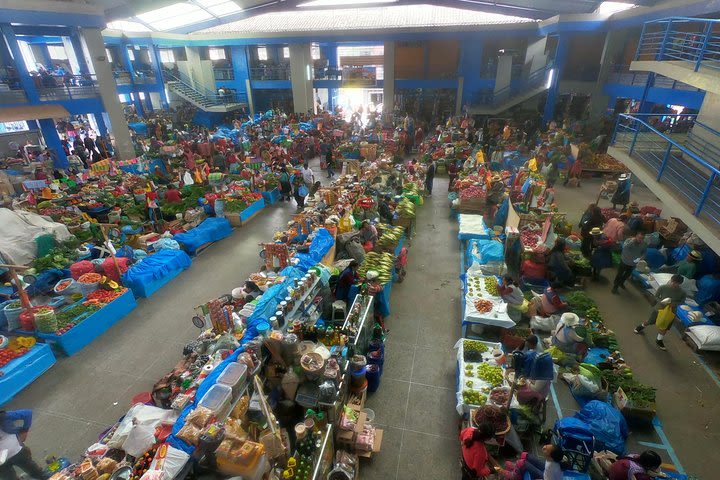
xmin=147 ymin=444 xmax=190 ymax=479
xmin=122 ymin=422 xmax=156 ymax=458
xmin=183 ymin=171 xmax=194 ymax=186
xmin=655 ymin=305 xmax=676 ymax=330
xmin=573 ymin=400 xmax=628 ymax=455
xmin=530 ymin=314 xmax=560 ymax=332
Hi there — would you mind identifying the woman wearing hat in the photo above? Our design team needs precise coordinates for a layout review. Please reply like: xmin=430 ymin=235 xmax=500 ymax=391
xmin=580 ymin=204 xmax=604 ymax=258
xmin=611 ymin=173 xmax=632 ymax=210
xmin=674 ymin=250 xmax=702 ymax=279
xmin=552 ymin=312 xmax=588 ymax=360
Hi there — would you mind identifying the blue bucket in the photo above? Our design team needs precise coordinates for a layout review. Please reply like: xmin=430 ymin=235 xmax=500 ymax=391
xmin=368 ymin=338 xmax=384 ymax=354
xmin=366 ymin=364 xmax=381 ymax=392
xmin=367 ymin=350 xmax=384 ymax=371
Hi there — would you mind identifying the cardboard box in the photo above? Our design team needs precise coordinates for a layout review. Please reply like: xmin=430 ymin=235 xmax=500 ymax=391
xmin=357 ymin=428 xmax=383 ymax=458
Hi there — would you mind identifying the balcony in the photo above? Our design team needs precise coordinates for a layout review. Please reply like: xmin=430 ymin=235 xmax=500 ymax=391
xmin=610 ymin=113 xmax=720 ymax=251
xmin=250 ymin=65 xmax=291 ymax=81
xmin=609 ymin=65 xmax=701 ymax=91
xmin=0 ymin=82 xmax=27 ymax=104
xmin=213 ymin=67 xmax=234 ymax=81
xmin=35 ymin=74 xmax=100 ymax=101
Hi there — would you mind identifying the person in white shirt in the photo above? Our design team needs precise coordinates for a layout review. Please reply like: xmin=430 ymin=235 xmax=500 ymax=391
xmin=0 ymin=410 xmax=48 ymax=479
xmin=301 ymin=163 xmax=314 ymax=188
xmin=510 ymin=444 xmax=564 ymax=480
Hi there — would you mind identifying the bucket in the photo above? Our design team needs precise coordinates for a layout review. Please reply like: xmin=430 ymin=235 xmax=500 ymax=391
xmin=368 ymin=338 xmax=384 ymax=354
xmin=256 ymin=321 xmax=270 ymax=337
xmin=4 ymin=302 xmax=23 ymax=331
xmin=349 ymin=354 xmax=367 ymax=373
xmin=366 ymin=364 xmax=381 ymax=393
xmin=349 ymin=366 xmax=367 ymax=388
xmin=367 ymin=349 xmax=384 ymax=371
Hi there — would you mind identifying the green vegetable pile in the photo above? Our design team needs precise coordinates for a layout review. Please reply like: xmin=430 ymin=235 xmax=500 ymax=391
xmin=56 ymin=303 xmax=100 ymax=329
xmin=476 ymin=363 xmax=504 ymax=387
xmin=600 ymin=369 xmax=656 ymax=409
xmin=32 ymin=238 xmax=83 ymax=272
xmin=566 ymin=291 xmax=601 ymax=319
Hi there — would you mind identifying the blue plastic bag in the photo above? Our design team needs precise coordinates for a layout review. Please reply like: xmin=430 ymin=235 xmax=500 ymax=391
xmin=573 ymin=400 xmax=628 ymax=455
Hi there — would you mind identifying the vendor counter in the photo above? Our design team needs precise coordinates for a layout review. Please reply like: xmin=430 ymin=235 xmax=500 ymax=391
xmin=0 ymin=342 xmax=56 ymax=405
xmin=261 ymin=188 xmax=281 ymax=205
xmin=38 ymin=290 xmax=137 ymax=356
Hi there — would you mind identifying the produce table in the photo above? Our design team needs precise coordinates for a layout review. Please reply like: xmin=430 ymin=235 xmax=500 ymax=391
xmin=454 ymin=338 xmax=506 ymax=414
xmin=675 ymin=304 xmax=715 ymax=329
xmin=174 ymin=217 xmax=233 ymax=255
xmin=458 ymin=214 xmax=493 ymax=240
xmin=0 ymin=343 xmax=57 ymax=405
xmin=37 ymin=290 xmax=137 ymax=356
xmin=239 ymin=198 xmax=266 ymax=224
xmin=122 ymin=249 xmax=193 ymax=298
xmin=262 ymin=188 xmax=281 ymax=205
xmin=462 ymin=272 xmax=515 ymax=333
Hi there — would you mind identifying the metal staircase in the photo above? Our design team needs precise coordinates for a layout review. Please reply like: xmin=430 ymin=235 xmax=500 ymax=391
xmin=466 ymin=64 xmax=553 ymax=115
xmin=163 ymin=68 xmax=247 ymax=112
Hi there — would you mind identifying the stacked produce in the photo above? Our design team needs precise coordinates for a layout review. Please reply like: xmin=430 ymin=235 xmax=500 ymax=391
xmin=396 ymin=198 xmax=416 ymax=219
xmin=358 ymin=252 xmax=395 ymax=285
xmin=459 ymin=186 xmax=486 ymax=202
xmin=376 ymin=225 xmax=405 ymax=249
xmin=0 ymin=336 xmax=35 ymax=368
xmin=463 ymin=339 xmax=489 ymax=362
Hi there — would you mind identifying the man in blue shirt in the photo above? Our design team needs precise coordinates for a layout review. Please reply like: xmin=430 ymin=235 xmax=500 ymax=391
xmin=0 ymin=409 xmax=48 ymax=479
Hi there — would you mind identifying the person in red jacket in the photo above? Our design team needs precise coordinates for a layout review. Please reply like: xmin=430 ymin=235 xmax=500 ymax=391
xmin=608 ymin=451 xmax=662 ymax=480
xmin=460 ymin=423 xmax=496 ymax=479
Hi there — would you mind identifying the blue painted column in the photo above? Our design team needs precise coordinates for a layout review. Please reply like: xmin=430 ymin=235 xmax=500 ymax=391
xmin=93 ymin=111 xmax=109 ymax=137
xmin=38 ymin=118 xmax=68 ymax=169
xmin=1 ymin=23 xmax=39 ymax=102
xmin=638 ymin=72 xmax=656 ymax=113
xmin=231 ymin=45 xmax=252 ymax=110
xmin=120 ymin=43 xmax=137 ymax=79
xmin=323 ymin=43 xmax=338 ymax=112
xmin=147 ymin=44 xmax=169 ymax=108
xmin=38 ymin=44 xmax=53 ymax=70
xmin=458 ymin=36 xmax=483 ymax=113
xmin=542 ymin=34 xmax=569 ymax=124
xmin=132 ymin=92 xmax=146 ymax=117
xmin=70 ymin=28 xmax=90 ymax=74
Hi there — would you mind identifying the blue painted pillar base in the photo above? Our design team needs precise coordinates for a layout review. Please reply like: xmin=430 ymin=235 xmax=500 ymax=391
xmin=38 ymin=118 xmax=68 ymax=170
xmin=542 ymin=35 xmax=569 ymax=125
xmin=328 ymin=87 xmax=337 ymax=112
xmin=133 ymin=93 xmax=146 ymax=118
xmin=93 ymin=112 xmax=109 ymax=137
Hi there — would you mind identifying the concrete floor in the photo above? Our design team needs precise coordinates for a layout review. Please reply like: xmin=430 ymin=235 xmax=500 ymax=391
xmin=9 ymin=169 xmax=720 ymax=479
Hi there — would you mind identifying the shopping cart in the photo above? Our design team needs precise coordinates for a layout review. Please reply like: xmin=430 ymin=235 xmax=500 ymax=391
xmin=553 ymin=422 xmax=595 ymax=474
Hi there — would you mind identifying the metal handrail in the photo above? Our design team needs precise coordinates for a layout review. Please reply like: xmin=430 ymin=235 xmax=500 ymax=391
xmin=612 ymin=113 xmax=720 ymax=220
xmin=163 ymin=67 xmax=245 ymax=106
xmin=635 ymin=17 xmax=720 ymax=72
xmin=249 ymin=65 xmax=291 ymax=81
xmin=481 ymin=63 xmax=552 ymax=106
xmin=35 ymin=74 xmax=100 ymax=100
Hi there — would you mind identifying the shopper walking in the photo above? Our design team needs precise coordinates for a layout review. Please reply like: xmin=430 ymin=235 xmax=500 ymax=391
xmin=634 ymin=274 xmax=686 ymax=350
xmin=325 ymin=148 xmax=335 ymax=178
xmin=301 ymin=162 xmax=315 ymax=189
xmin=425 ymin=158 xmax=436 ymax=196
xmin=612 ymin=232 xmax=646 ymax=294
xmin=579 ymin=204 xmax=604 ymax=258
xmin=0 ymin=409 xmax=48 ymax=479
xmin=279 ymin=167 xmax=292 ymax=202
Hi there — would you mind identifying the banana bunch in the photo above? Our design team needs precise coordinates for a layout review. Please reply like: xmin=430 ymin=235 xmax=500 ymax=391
xmin=403 ymin=182 xmax=421 ymax=195
xmin=358 ymin=251 xmax=395 ymax=284
xmin=377 ymin=225 xmax=405 ymax=249
xmin=397 ymin=198 xmax=416 ymax=219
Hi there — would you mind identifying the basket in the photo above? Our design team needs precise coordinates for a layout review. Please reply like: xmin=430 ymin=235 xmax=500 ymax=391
xmin=54 ymin=278 xmax=80 ymax=296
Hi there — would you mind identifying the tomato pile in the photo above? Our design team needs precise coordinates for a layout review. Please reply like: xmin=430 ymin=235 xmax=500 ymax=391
xmin=85 ymin=288 xmax=126 ymax=305
xmin=78 ymin=272 xmax=103 ymax=284
xmin=0 ymin=347 xmax=29 ymax=368
xmin=520 ymin=230 xmax=541 ymax=248
xmin=460 ymin=186 xmax=486 ymax=201
xmin=474 ymin=299 xmax=493 ymax=313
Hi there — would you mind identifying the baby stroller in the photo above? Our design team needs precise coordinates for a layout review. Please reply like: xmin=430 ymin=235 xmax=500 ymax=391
xmin=552 ymin=421 xmax=594 ymax=479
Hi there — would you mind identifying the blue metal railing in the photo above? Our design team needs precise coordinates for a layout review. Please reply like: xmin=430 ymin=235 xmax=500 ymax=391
xmin=611 ymin=113 xmax=720 ymax=226
xmin=476 ymin=63 xmax=553 ymax=107
xmin=608 ymin=64 xmax=701 ymax=91
xmin=163 ymin=68 xmax=246 ymax=106
xmin=635 ymin=17 xmax=720 ymax=72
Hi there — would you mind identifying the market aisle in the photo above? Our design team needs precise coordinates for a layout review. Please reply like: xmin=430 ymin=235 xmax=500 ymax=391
xmin=362 ymin=176 xmax=463 ymax=480
xmin=553 ymin=178 xmax=720 ymax=479
xmin=7 ymin=200 xmax=304 ymax=460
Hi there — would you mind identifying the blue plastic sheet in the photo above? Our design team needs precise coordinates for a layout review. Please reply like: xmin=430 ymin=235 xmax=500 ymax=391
xmin=583 ymin=348 xmax=610 ymax=366
xmin=294 ymin=228 xmax=335 ymax=271
xmin=466 ymin=239 xmax=504 ymax=268
xmin=128 ymin=122 xmax=148 ymax=135
xmin=558 ymin=400 xmax=628 ymax=455
xmin=173 ymin=218 xmax=233 ymax=255
xmin=494 ymin=198 xmax=509 ymax=227
xmin=26 ymin=268 xmax=70 ymax=296
xmin=121 ymin=250 xmax=192 ymax=298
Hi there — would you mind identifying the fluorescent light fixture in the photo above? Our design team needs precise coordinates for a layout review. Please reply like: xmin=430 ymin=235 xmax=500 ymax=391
xmin=546 ymin=68 xmax=555 ymax=88
xmin=306 ymin=64 xmax=312 ymax=81
xmin=297 ymin=0 xmax=397 ymax=6
xmin=596 ymin=2 xmax=636 ymax=15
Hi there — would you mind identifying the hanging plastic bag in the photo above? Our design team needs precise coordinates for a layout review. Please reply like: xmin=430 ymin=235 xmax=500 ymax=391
xmin=655 ymin=305 xmax=676 ymax=330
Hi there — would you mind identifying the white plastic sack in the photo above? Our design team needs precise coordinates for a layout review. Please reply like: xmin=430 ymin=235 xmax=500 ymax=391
xmin=688 ymin=325 xmax=720 ymax=347
xmin=107 ymin=404 xmax=178 ymax=449
xmin=183 ymin=171 xmax=194 ymax=185
xmin=122 ymin=422 xmax=157 ymax=457
xmin=148 ymin=444 xmax=190 ymax=479
xmin=0 ymin=208 xmax=73 ymax=265
xmin=530 ymin=314 xmax=560 ymax=332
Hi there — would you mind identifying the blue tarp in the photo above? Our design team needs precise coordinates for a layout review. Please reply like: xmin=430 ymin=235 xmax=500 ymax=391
xmin=294 ymin=228 xmax=335 ymax=271
xmin=557 ymin=400 xmax=628 ymax=455
xmin=466 ymin=238 xmax=504 ymax=269
xmin=128 ymin=122 xmax=148 ymax=136
xmin=173 ymin=218 xmax=233 ymax=255
xmin=26 ymin=268 xmax=70 ymax=296
xmin=121 ymin=250 xmax=192 ymax=298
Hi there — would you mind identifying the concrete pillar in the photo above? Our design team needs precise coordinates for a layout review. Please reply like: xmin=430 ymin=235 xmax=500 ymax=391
xmin=543 ymin=34 xmax=570 ymax=124
xmin=589 ymin=29 xmax=632 ymax=118
xmin=289 ymin=43 xmax=313 ymax=114
xmin=383 ymin=41 xmax=395 ymax=124
xmin=694 ymin=92 xmax=720 ymax=145
xmin=38 ymin=118 xmax=68 ymax=169
xmin=80 ymin=27 xmax=135 ymax=161
xmin=495 ymin=53 xmax=513 ymax=93
xmin=30 ymin=44 xmax=52 ymax=70
xmin=1 ymin=23 xmax=39 ymax=102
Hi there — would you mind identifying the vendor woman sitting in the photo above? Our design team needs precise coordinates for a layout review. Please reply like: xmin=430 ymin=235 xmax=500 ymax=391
xmin=499 ymin=275 xmax=536 ymax=318
xmin=533 ymin=286 xmax=567 ymax=317
xmin=358 ymin=220 xmax=378 ymax=250
xmin=551 ymin=312 xmax=588 ymax=360
xmin=460 ymin=422 xmax=497 ymax=480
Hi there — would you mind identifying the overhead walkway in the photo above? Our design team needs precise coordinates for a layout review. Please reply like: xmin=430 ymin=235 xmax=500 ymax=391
xmin=609 ymin=113 xmax=720 ymax=252
xmin=465 ymin=64 xmax=552 ymax=115
xmin=631 ymin=17 xmax=720 ymax=95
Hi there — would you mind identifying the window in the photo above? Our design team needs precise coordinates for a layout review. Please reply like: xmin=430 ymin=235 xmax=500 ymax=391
xmin=105 ymin=49 xmax=113 ymax=63
xmin=209 ymin=47 xmax=226 ymax=60
xmin=283 ymin=47 xmax=290 ymax=59
xmin=311 ymin=43 xmax=320 ymax=60
xmin=136 ymin=2 xmax=212 ymax=31
xmin=127 ymin=48 xmax=135 ymax=61
xmin=0 ymin=121 xmax=29 ymax=134
xmin=596 ymin=2 xmax=636 ymax=14
xmin=48 ymin=45 xmax=68 ymax=60
xmin=257 ymin=46 xmax=268 ymax=61
xmin=159 ymin=49 xmax=175 ymax=63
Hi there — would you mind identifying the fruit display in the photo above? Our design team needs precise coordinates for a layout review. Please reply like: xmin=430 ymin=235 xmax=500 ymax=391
xmin=484 ymin=277 xmax=499 ymax=296
xmin=473 ymin=404 xmax=508 ymax=432
xmin=489 ymin=386 xmax=511 ymax=405
xmin=476 ymin=363 xmax=503 ymax=387
xmin=462 ymin=390 xmax=487 ymax=406
xmin=358 ymin=251 xmax=395 ymax=285
xmin=473 ymin=299 xmax=493 ymax=314
xmin=520 ymin=230 xmax=541 ymax=248
xmin=463 ymin=339 xmax=489 ymax=362
xmin=0 ymin=345 xmax=30 ymax=368
xmin=460 ymin=186 xmax=486 ymax=202
xmin=396 ymin=198 xmax=416 ymax=219
xmin=85 ymin=288 xmax=126 ymax=305
xmin=377 ymin=225 xmax=405 ymax=249
xmin=130 ymin=444 xmax=158 ymax=480
xmin=0 ymin=336 xmax=35 ymax=368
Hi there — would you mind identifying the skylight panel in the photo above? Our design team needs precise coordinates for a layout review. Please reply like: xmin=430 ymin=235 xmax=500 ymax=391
xmin=207 ymin=1 xmax=242 ymax=16
xmin=106 ymin=20 xmax=152 ymax=32
xmin=596 ymin=2 xmax=636 ymax=15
